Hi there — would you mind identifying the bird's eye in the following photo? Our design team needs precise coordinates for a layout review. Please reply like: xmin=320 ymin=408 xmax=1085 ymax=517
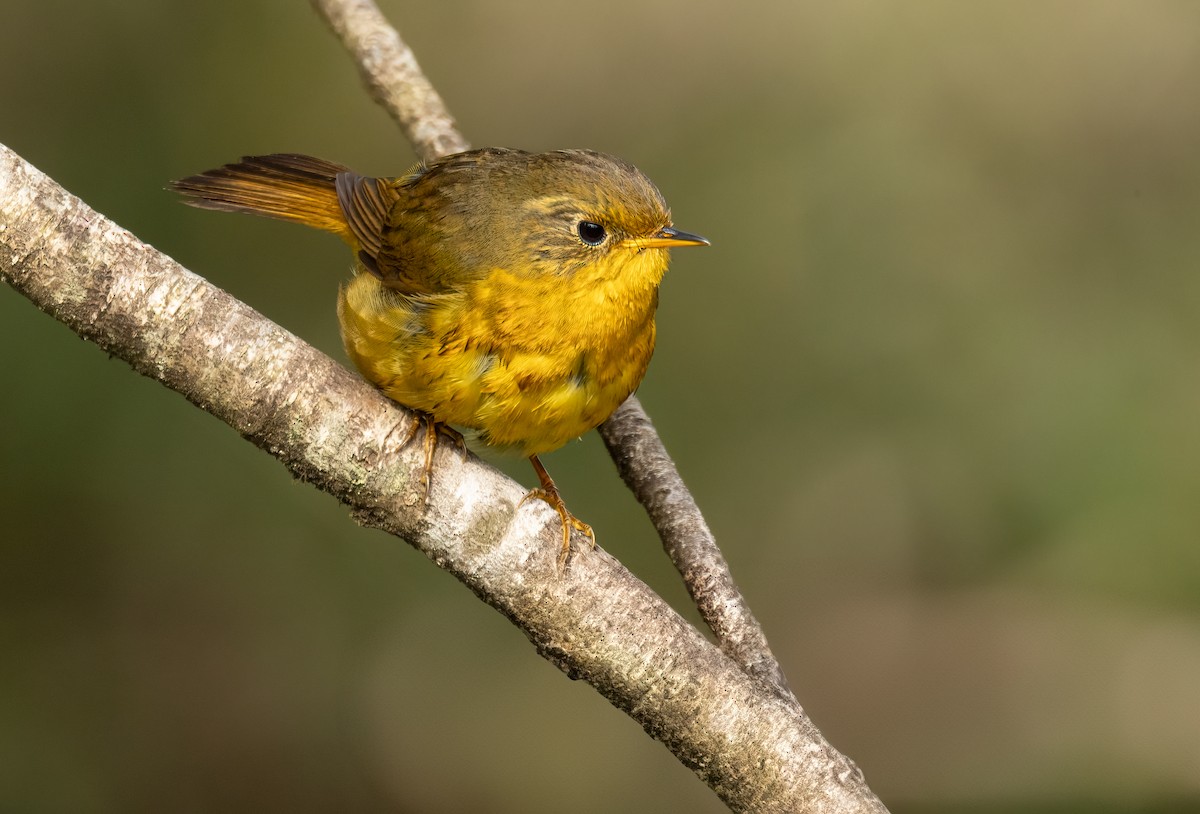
xmin=576 ymin=220 xmax=607 ymax=246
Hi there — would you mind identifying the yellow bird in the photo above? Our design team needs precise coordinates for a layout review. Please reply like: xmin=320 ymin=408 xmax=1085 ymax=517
xmin=174 ymin=149 xmax=708 ymax=566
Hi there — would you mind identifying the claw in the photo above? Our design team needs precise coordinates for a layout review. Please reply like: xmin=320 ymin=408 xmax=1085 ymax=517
xmin=401 ymin=411 xmax=466 ymax=500
xmin=520 ymin=455 xmax=595 ymax=570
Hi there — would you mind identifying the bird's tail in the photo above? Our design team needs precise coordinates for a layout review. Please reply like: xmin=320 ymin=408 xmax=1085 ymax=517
xmin=172 ymin=153 xmax=355 ymax=243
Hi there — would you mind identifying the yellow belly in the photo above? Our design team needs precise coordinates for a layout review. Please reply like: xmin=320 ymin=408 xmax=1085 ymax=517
xmin=337 ymin=269 xmax=658 ymax=457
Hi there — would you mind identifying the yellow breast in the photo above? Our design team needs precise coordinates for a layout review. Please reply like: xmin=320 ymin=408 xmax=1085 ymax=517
xmin=337 ymin=249 xmax=665 ymax=457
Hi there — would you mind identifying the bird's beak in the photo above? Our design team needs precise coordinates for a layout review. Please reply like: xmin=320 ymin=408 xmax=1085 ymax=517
xmin=621 ymin=226 xmax=710 ymax=250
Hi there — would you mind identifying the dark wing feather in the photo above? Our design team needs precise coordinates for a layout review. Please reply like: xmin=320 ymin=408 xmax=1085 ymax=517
xmin=334 ymin=172 xmax=401 ymax=281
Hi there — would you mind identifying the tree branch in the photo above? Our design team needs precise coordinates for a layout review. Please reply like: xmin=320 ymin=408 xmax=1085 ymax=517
xmin=598 ymin=397 xmax=798 ymax=704
xmin=0 ymin=143 xmax=884 ymax=813
xmin=312 ymin=0 xmax=469 ymax=161
xmin=4 ymin=0 xmax=891 ymax=805
xmin=313 ymin=0 xmax=798 ymax=708
xmin=2 ymin=1 xmax=889 ymax=808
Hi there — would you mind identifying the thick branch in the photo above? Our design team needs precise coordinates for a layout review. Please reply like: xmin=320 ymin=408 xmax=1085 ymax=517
xmin=0 ymin=144 xmax=884 ymax=813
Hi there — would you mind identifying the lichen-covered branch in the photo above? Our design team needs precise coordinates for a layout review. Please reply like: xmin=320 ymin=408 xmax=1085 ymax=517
xmin=0 ymin=142 xmax=885 ymax=813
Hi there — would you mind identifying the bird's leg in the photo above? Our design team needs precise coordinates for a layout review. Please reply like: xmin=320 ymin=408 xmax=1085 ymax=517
xmin=519 ymin=455 xmax=596 ymax=570
xmin=396 ymin=410 xmax=466 ymax=500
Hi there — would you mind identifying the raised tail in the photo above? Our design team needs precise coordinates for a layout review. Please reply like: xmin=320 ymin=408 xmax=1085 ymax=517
xmin=172 ymin=154 xmax=356 ymax=243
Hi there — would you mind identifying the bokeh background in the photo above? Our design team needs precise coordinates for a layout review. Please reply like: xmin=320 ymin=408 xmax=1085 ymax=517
xmin=3 ymin=1 xmax=1199 ymax=812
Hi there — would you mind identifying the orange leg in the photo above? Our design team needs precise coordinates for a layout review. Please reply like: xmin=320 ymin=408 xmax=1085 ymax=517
xmin=519 ymin=455 xmax=596 ymax=570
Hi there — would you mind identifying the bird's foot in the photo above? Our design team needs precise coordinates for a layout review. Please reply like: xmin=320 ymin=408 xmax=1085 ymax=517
xmin=520 ymin=455 xmax=595 ymax=571
xmin=397 ymin=411 xmax=467 ymax=500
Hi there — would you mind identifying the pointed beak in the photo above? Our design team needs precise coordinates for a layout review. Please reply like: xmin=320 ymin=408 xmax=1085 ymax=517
xmin=621 ymin=226 xmax=710 ymax=250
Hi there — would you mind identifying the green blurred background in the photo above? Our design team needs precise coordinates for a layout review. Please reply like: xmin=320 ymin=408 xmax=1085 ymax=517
xmin=3 ymin=1 xmax=1199 ymax=811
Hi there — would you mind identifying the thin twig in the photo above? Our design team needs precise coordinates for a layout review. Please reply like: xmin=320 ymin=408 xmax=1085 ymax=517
xmin=312 ymin=0 xmax=795 ymax=708
xmin=311 ymin=0 xmax=469 ymax=161
xmin=599 ymin=397 xmax=798 ymax=703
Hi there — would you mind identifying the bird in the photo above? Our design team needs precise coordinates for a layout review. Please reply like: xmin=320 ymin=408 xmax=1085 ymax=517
xmin=173 ymin=148 xmax=708 ymax=567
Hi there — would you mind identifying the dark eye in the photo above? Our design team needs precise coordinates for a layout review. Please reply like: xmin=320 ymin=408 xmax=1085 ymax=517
xmin=576 ymin=220 xmax=607 ymax=246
